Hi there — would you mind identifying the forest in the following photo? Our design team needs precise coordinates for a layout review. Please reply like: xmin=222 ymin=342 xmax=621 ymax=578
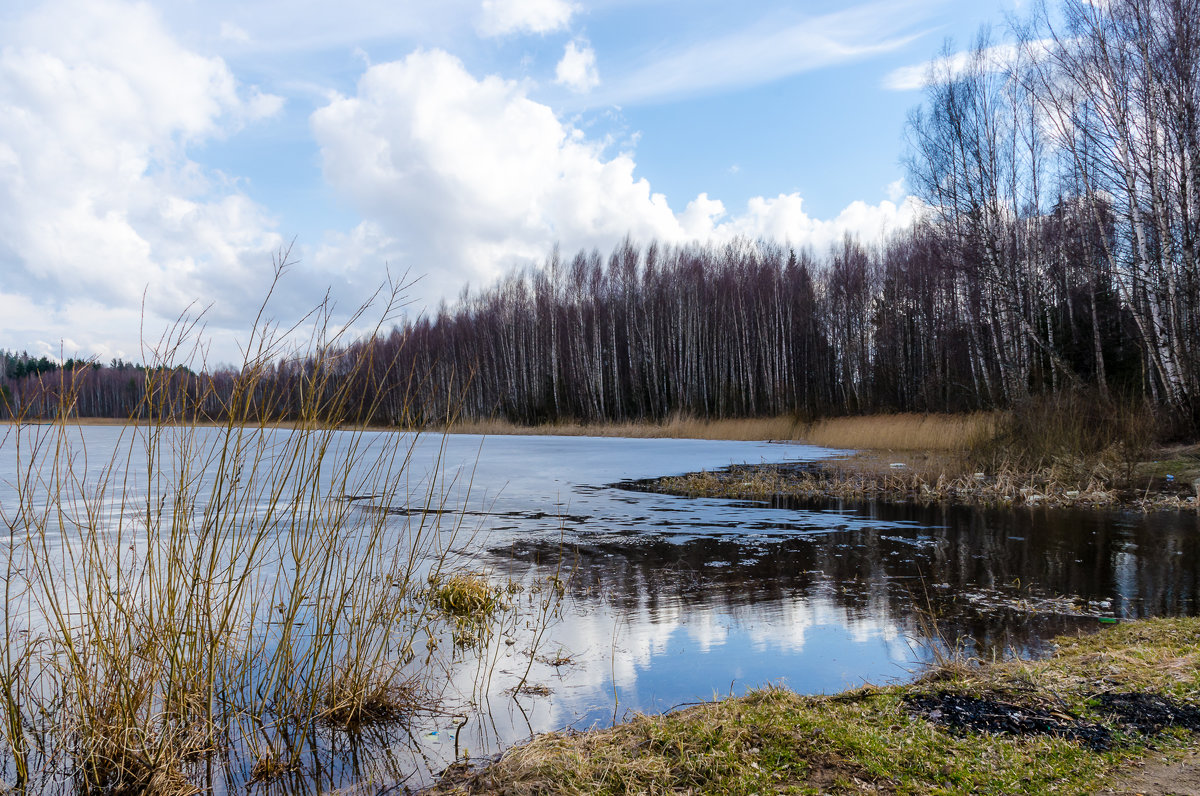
xmin=2 ymin=0 xmax=1198 ymax=429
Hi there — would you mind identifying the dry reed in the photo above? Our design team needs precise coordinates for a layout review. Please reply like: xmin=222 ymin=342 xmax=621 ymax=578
xmin=0 ymin=261 xmax=557 ymax=793
xmin=799 ymin=412 xmax=997 ymax=451
xmin=650 ymin=455 xmax=1197 ymax=511
xmin=441 ymin=414 xmax=803 ymax=441
xmin=443 ymin=412 xmax=997 ymax=449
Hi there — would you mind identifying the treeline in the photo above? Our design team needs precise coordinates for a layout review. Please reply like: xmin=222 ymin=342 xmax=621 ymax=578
xmin=361 ymin=0 xmax=1198 ymax=427
xmin=348 ymin=225 xmax=1148 ymax=426
xmin=4 ymin=0 xmax=1198 ymax=429
xmin=0 ymin=350 xmax=208 ymax=420
xmin=901 ymin=0 xmax=1200 ymax=415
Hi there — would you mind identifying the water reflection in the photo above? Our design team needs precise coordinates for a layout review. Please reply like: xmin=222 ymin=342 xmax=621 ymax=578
xmin=491 ymin=493 xmax=1200 ymax=685
xmin=3 ymin=428 xmax=1198 ymax=793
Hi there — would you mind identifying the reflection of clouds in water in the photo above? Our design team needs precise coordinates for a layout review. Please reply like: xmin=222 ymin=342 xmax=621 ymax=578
xmin=684 ymin=611 xmax=730 ymax=652
xmin=747 ymin=596 xmax=816 ymax=652
xmin=614 ymin=612 xmax=679 ymax=682
xmin=436 ymin=585 xmax=917 ymax=752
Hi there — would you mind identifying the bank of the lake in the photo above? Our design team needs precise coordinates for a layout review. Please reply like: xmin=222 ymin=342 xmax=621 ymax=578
xmin=634 ymin=450 xmax=1200 ymax=512
xmin=4 ymin=422 xmax=1199 ymax=791
xmin=425 ymin=617 xmax=1200 ymax=796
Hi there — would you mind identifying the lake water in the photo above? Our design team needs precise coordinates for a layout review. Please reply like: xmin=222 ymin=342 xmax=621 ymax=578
xmin=1 ymin=425 xmax=1197 ymax=792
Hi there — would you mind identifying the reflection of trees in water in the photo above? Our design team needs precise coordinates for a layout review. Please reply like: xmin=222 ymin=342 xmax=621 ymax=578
xmin=490 ymin=500 xmax=1200 ymax=657
xmin=179 ymin=718 xmax=430 ymax=795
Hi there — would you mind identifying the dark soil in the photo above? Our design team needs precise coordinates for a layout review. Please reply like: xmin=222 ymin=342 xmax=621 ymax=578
xmin=903 ymin=692 xmax=1112 ymax=750
xmin=904 ymin=691 xmax=1200 ymax=751
xmin=1096 ymin=693 xmax=1200 ymax=734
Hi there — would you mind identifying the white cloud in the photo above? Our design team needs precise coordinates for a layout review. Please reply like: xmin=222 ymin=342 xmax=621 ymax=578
xmin=310 ymin=49 xmax=918 ymax=307
xmin=0 ymin=0 xmax=286 ymax=362
xmin=591 ymin=1 xmax=925 ymax=106
xmin=219 ymin=21 xmax=251 ymax=43
xmin=679 ymin=194 xmax=727 ymax=240
xmin=476 ymin=0 xmax=574 ymax=37
xmin=710 ymin=194 xmax=921 ymax=254
xmin=311 ymin=49 xmax=680 ymax=299
xmin=883 ymin=61 xmax=940 ymax=92
xmin=555 ymin=40 xmax=599 ymax=94
xmin=883 ymin=38 xmax=1056 ymax=92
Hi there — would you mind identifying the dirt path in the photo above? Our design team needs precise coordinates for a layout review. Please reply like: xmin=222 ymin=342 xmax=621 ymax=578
xmin=1098 ymin=751 xmax=1200 ymax=795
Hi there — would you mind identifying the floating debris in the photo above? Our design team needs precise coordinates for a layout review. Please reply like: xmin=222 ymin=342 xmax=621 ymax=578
xmin=950 ymin=586 xmax=1117 ymax=620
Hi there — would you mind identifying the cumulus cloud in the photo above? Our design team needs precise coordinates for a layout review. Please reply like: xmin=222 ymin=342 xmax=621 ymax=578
xmin=476 ymin=0 xmax=574 ymax=37
xmin=311 ymin=49 xmax=680 ymax=298
xmin=218 ymin=21 xmax=251 ymax=43
xmin=310 ymin=49 xmax=916 ymax=306
xmin=0 ymin=0 xmax=285 ymax=362
xmin=555 ymin=39 xmax=599 ymax=93
xmin=711 ymin=194 xmax=920 ymax=253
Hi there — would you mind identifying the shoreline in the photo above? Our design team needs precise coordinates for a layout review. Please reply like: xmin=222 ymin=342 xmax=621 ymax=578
xmin=422 ymin=618 xmax=1200 ymax=795
xmin=0 ymin=412 xmax=985 ymax=446
xmin=8 ymin=414 xmax=1199 ymax=792
xmin=0 ymin=414 xmax=808 ymax=440
xmin=630 ymin=451 xmax=1200 ymax=512
xmin=10 ymin=414 xmax=1198 ymax=511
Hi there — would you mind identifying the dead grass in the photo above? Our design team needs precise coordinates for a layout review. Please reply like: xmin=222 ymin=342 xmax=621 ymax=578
xmin=644 ymin=448 xmax=1199 ymax=511
xmin=442 ymin=415 xmax=804 ymax=441
xmin=424 ymin=618 xmax=1200 ymax=796
xmin=0 ymin=263 xmax=566 ymax=794
xmin=4 ymin=412 xmax=1005 ymax=453
xmin=800 ymin=413 xmax=998 ymax=452
xmin=443 ymin=412 xmax=999 ymax=448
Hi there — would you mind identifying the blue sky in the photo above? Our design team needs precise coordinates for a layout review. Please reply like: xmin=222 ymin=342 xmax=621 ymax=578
xmin=0 ymin=0 xmax=1022 ymax=365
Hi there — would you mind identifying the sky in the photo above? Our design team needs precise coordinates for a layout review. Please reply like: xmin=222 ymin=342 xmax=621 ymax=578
xmin=0 ymin=0 xmax=1024 ymax=367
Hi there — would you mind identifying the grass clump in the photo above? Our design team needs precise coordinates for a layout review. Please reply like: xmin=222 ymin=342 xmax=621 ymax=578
xmin=425 ymin=618 xmax=1200 ymax=796
xmin=428 ymin=573 xmax=505 ymax=648
xmin=430 ymin=573 xmax=501 ymax=619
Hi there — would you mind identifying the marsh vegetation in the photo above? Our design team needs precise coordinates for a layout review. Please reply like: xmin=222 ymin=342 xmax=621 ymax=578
xmin=0 ymin=280 xmax=571 ymax=794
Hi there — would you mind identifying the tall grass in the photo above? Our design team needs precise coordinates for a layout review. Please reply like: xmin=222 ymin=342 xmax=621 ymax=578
xmin=0 ymin=268 xmax=522 ymax=793
xmin=974 ymin=390 xmax=1158 ymax=481
xmin=448 ymin=412 xmax=998 ymax=449
xmin=444 ymin=414 xmax=804 ymax=441
xmin=799 ymin=413 xmax=997 ymax=451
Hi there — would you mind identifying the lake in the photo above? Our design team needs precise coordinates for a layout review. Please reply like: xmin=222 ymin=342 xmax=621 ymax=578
xmin=1 ymin=424 xmax=1197 ymax=792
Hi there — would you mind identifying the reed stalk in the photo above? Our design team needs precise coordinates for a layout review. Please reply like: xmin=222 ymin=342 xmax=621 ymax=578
xmin=0 ymin=260 xmax=542 ymax=792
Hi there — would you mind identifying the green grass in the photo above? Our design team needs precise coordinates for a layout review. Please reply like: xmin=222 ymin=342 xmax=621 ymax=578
xmin=430 ymin=573 xmax=502 ymax=619
xmin=426 ymin=618 xmax=1200 ymax=795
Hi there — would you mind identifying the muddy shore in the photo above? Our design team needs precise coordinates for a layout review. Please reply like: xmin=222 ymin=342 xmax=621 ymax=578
xmin=625 ymin=450 xmax=1200 ymax=512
